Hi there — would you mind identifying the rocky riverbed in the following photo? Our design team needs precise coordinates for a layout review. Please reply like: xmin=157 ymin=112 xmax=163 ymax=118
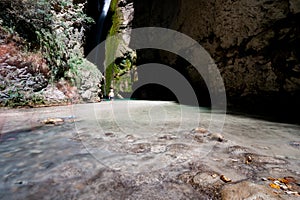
xmin=0 ymin=101 xmax=299 ymax=199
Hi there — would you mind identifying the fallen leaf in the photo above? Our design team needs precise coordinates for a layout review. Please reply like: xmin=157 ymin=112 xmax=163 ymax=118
xmin=284 ymin=176 xmax=297 ymax=184
xmin=278 ymin=178 xmax=289 ymax=184
xmin=268 ymin=177 xmax=276 ymax=181
xmin=269 ymin=183 xmax=280 ymax=190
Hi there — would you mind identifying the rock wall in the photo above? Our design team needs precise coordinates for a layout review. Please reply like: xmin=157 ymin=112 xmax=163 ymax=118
xmin=120 ymin=0 xmax=300 ymax=113
xmin=0 ymin=0 xmax=103 ymax=106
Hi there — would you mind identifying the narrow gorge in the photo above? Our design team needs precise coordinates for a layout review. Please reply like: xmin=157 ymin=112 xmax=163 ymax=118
xmin=110 ymin=0 xmax=300 ymax=122
xmin=0 ymin=1 xmax=300 ymax=199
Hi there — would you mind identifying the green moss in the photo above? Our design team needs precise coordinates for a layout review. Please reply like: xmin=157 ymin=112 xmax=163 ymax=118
xmin=104 ymin=0 xmax=137 ymax=95
xmin=105 ymin=0 xmax=121 ymax=93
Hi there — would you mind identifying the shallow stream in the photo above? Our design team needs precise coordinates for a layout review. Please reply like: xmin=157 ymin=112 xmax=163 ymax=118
xmin=0 ymin=101 xmax=299 ymax=199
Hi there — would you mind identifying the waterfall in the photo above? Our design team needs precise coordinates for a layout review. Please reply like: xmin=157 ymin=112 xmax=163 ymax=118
xmin=96 ymin=0 xmax=112 ymax=45
xmin=92 ymin=0 xmax=112 ymax=97
xmin=93 ymin=0 xmax=112 ymax=71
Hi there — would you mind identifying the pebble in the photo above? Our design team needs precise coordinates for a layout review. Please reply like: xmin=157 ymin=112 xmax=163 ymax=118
xmin=280 ymin=184 xmax=288 ymax=190
xmin=285 ymin=191 xmax=299 ymax=195
xmin=211 ymin=174 xmax=218 ymax=178
xmin=29 ymin=150 xmax=42 ymax=154
xmin=126 ymin=135 xmax=135 ymax=142
xmin=220 ymin=175 xmax=232 ymax=183
xmin=245 ymin=155 xmax=252 ymax=164
xmin=273 ymin=180 xmax=281 ymax=185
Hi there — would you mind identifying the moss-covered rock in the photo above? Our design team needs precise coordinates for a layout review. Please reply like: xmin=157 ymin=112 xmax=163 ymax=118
xmin=105 ymin=0 xmax=137 ymax=97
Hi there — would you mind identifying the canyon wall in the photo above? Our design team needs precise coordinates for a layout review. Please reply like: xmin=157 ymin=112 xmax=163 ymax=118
xmin=117 ymin=0 xmax=300 ymax=114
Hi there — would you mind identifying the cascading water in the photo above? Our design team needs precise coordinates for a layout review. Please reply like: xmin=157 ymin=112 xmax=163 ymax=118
xmin=91 ymin=0 xmax=112 ymax=96
xmin=93 ymin=0 xmax=112 ymax=68
xmin=95 ymin=0 xmax=112 ymax=45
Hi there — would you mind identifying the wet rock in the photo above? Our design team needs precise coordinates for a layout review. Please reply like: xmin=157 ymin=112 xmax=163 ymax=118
xmin=178 ymin=170 xmax=223 ymax=199
xmin=209 ymin=133 xmax=224 ymax=142
xmin=221 ymin=181 xmax=281 ymax=200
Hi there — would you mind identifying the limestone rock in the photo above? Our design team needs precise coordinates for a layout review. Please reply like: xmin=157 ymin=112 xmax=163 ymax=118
xmin=81 ymin=90 xmax=92 ymax=100
xmin=66 ymin=58 xmax=102 ymax=102
xmin=221 ymin=181 xmax=281 ymax=200
xmin=41 ymin=85 xmax=67 ymax=103
xmin=123 ymin=0 xmax=300 ymax=110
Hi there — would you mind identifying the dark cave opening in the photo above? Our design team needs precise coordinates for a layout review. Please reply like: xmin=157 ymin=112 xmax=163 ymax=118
xmin=130 ymin=49 xmax=211 ymax=107
xmin=131 ymin=83 xmax=178 ymax=102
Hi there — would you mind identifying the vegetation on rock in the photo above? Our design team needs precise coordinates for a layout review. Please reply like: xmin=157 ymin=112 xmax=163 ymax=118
xmin=105 ymin=0 xmax=122 ymax=94
xmin=0 ymin=0 xmax=102 ymax=107
xmin=105 ymin=0 xmax=136 ymax=96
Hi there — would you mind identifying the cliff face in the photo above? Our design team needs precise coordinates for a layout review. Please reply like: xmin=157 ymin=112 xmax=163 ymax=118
xmin=118 ymin=0 xmax=300 ymax=114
